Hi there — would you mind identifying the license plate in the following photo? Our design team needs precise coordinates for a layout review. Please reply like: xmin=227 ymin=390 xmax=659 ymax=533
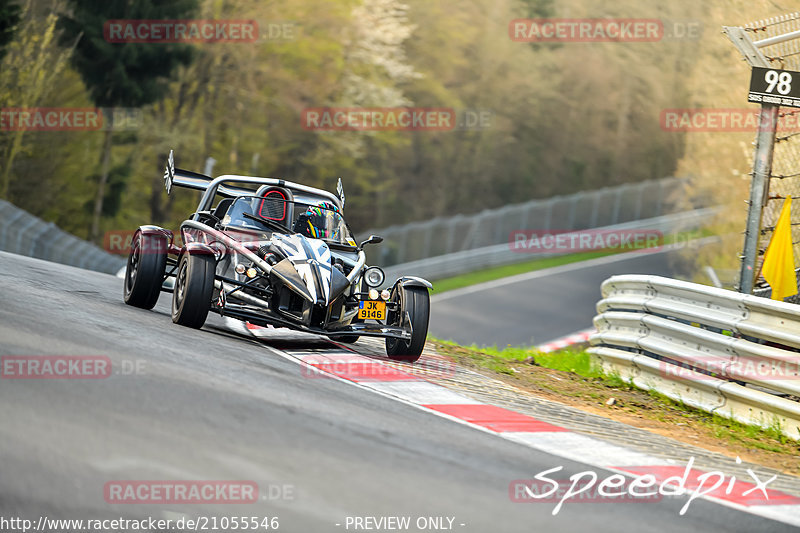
xmin=358 ymin=300 xmax=386 ymax=320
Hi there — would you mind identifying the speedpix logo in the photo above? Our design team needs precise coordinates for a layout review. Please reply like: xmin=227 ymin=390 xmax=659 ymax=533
xmin=511 ymin=457 xmax=786 ymax=516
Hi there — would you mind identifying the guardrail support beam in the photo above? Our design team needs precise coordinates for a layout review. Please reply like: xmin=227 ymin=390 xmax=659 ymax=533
xmin=723 ymin=26 xmax=779 ymax=294
xmin=739 ymin=104 xmax=779 ymax=293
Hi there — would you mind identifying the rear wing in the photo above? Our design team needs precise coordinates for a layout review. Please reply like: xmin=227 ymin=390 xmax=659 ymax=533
xmin=162 ymin=150 xmax=345 ymax=212
xmin=163 ymin=150 xmax=269 ymax=198
xmin=163 ymin=150 xmax=219 ymax=194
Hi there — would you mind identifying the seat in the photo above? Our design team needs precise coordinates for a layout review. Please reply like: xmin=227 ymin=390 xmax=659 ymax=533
xmin=211 ymin=198 xmax=233 ymax=221
xmin=258 ymin=190 xmax=288 ymax=223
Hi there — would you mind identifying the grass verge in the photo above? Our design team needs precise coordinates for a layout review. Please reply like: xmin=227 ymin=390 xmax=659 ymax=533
xmin=430 ymin=229 xmax=712 ymax=293
xmin=431 ymin=251 xmax=613 ymax=293
xmin=431 ymin=339 xmax=800 ymax=473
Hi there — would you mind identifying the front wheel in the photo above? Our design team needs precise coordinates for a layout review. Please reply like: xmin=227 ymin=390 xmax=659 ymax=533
xmin=386 ymin=285 xmax=430 ymax=362
xmin=172 ymin=252 xmax=215 ymax=328
xmin=336 ymin=317 xmax=363 ymax=344
xmin=123 ymin=231 xmax=167 ymax=309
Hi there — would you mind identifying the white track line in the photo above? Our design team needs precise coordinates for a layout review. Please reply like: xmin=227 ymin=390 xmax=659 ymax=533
xmin=229 ymin=320 xmax=800 ymax=527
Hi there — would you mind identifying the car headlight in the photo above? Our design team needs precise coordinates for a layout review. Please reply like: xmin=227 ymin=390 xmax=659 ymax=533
xmin=363 ymin=266 xmax=385 ymax=287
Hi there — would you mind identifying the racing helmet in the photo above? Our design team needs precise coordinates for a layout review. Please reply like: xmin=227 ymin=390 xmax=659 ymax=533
xmin=297 ymin=202 xmax=340 ymax=239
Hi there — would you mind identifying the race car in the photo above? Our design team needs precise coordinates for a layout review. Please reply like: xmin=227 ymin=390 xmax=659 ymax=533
xmin=122 ymin=151 xmax=431 ymax=361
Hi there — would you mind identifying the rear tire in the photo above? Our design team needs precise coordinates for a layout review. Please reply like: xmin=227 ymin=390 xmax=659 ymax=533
xmin=172 ymin=252 xmax=215 ymax=328
xmin=386 ymin=285 xmax=430 ymax=362
xmin=123 ymin=232 xmax=167 ymax=309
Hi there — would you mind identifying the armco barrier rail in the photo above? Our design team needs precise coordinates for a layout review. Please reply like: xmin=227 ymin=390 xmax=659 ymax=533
xmin=382 ymin=207 xmax=718 ymax=283
xmin=589 ymin=275 xmax=800 ymax=440
xmin=360 ymin=177 xmax=688 ymax=268
xmin=0 ymin=199 xmax=124 ymax=274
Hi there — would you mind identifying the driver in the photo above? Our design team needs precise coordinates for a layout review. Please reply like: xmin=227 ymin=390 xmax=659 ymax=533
xmin=294 ymin=202 xmax=340 ymax=239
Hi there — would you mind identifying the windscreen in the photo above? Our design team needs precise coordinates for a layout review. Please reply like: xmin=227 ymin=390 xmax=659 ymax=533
xmin=222 ymin=195 xmax=355 ymax=246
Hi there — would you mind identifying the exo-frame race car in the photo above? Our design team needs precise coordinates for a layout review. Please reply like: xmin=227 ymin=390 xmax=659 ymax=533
xmin=122 ymin=151 xmax=432 ymax=361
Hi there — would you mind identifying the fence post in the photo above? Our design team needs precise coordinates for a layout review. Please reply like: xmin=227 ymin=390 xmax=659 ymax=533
xmin=723 ymin=25 xmax=786 ymax=294
xmin=739 ymin=105 xmax=779 ymax=293
xmin=633 ymin=182 xmax=646 ymax=220
xmin=611 ymin=188 xmax=623 ymax=225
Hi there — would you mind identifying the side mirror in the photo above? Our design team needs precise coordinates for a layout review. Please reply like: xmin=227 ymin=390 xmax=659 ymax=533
xmin=359 ymin=234 xmax=383 ymax=249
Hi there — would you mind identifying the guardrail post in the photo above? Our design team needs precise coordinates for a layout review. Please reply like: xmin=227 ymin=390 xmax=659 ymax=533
xmin=723 ymin=25 xmax=783 ymax=294
xmin=0 ymin=206 xmax=27 ymax=250
xmin=543 ymin=198 xmax=553 ymax=231
xmin=654 ymin=179 xmax=666 ymax=216
xmin=445 ymin=217 xmax=458 ymax=254
xmin=589 ymin=190 xmax=601 ymax=227
xmin=28 ymin=223 xmax=53 ymax=256
xmin=422 ymin=219 xmax=434 ymax=258
xmin=14 ymin=216 xmax=40 ymax=254
xmin=633 ymin=182 xmax=646 ymax=220
xmin=611 ymin=187 xmax=623 ymax=225
xmin=739 ymin=104 xmax=779 ymax=293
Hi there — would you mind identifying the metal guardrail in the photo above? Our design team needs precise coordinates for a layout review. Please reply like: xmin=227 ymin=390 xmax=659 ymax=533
xmin=589 ymin=274 xmax=800 ymax=440
xmin=382 ymin=207 xmax=719 ymax=284
xmin=0 ymin=199 xmax=125 ymax=274
xmin=360 ymin=177 xmax=688 ymax=267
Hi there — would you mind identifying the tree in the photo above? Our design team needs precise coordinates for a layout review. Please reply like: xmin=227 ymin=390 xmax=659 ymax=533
xmin=58 ymin=0 xmax=197 ymax=241
xmin=0 ymin=4 xmax=74 ymax=200
xmin=0 ymin=0 xmax=21 ymax=61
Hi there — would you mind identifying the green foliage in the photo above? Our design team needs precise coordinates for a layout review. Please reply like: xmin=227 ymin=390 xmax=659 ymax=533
xmin=83 ymin=159 xmax=132 ymax=217
xmin=534 ymin=349 xmax=603 ymax=377
xmin=0 ymin=0 xmax=21 ymax=61
xmin=57 ymin=0 xmax=197 ymax=107
xmin=432 ymin=251 xmax=613 ymax=292
xmin=4 ymin=0 xmax=703 ymax=239
xmin=519 ymin=0 xmax=554 ymax=18
xmin=430 ymin=339 xmax=602 ymax=378
xmin=0 ymin=6 xmax=75 ymax=200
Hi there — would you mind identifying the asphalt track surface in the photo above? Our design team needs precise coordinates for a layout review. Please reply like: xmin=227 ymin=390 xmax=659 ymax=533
xmin=429 ymin=248 xmax=684 ymax=348
xmin=0 ymin=251 xmax=793 ymax=532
